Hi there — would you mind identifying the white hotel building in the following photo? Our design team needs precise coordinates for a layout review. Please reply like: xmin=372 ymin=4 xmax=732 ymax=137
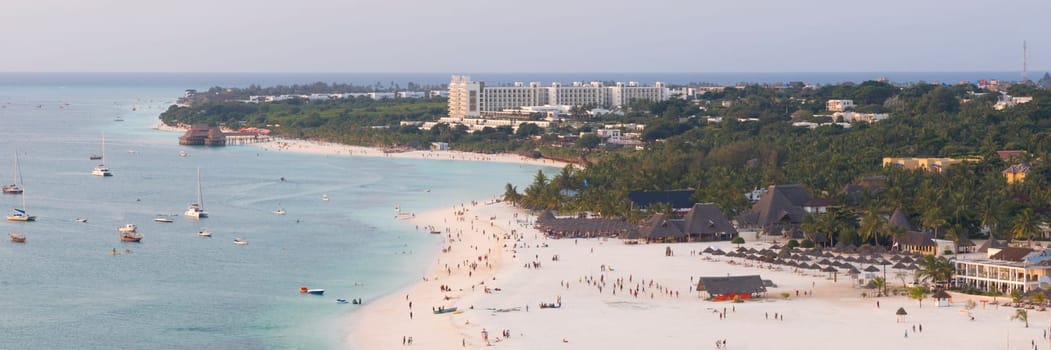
xmin=447 ymin=75 xmax=669 ymax=119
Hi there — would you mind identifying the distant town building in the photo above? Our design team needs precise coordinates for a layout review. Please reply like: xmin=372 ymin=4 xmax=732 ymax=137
xmin=430 ymin=142 xmax=449 ymax=151
xmin=994 ymin=95 xmax=1034 ymax=110
xmin=1003 ymin=163 xmax=1031 ymax=184
xmin=446 ymin=75 xmax=670 ymax=119
xmin=835 ymin=111 xmax=888 ymax=123
xmin=826 ymin=99 xmax=855 ymax=112
xmin=882 ymin=157 xmax=976 ymax=172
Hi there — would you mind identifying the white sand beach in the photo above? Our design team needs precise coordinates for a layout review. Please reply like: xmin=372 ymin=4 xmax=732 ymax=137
xmin=156 ymin=122 xmax=571 ymax=168
xmin=347 ymin=200 xmax=1051 ymax=350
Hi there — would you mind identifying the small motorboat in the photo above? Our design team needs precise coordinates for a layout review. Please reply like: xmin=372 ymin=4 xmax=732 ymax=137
xmin=75 ymin=217 xmax=88 ymax=223
xmin=433 ymin=306 xmax=458 ymax=314
xmin=322 ymin=194 xmax=329 ymax=202
xmin=197 ymin=229 xmax=212 ymax=237
xmin=154 ymin=217 xmax=173 ymax=223
xmin=274 ymin=208 xmax=286 ymax=215
xmin=89 ymin=154 xmax=102 ymax=160
xmin=233 ymin=237 xmax=247 ymax=245
xmin=179 ymin=151 xmax=188 ymax=157
xmin=10 ymin=232 xmax=26 ymax=243
xmin=299 ymin=287 xmax=324 ymax=295
xmin=336 ymin=298 xmax=349 ymax=304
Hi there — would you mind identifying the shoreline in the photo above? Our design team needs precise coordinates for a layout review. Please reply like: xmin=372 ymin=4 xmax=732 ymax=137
xmin=153 ymin=122 xmax=572 ymax=169
xmin=347 ymin=201 xmax=1051 ymax=349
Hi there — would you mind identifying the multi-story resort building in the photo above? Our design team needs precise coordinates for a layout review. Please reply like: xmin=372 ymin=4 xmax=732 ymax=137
xmin=447 ymin=75 xmax=669 ymax=119
xmin=954 ymin=246 xmax=1051 ymax=294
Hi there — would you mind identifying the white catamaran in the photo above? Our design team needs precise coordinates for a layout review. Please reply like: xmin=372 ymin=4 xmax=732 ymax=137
xmin=92 ymin=132 xmax=113 ymax=177
xmin=7 ymin=148 xmax=35 ymax=222
xmin=184 ymin=167 xmax=208 ymax=218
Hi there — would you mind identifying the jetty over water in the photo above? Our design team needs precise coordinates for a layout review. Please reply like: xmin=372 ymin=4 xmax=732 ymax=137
xmin=178 ymin=124 xmax=271 ymax=146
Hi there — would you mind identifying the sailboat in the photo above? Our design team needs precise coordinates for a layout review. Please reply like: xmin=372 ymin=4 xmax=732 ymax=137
xmin=2 ymin=152 xmax=22 ymax=194
xmin=7 ymin=148 xmax=35 ymax=222
xmin=92 ymin=132 xmax=113 ymax=177
xmin=184 ymin=167 xmax=208 ymax=218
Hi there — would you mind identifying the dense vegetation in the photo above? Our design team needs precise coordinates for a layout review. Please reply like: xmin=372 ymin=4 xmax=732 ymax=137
xmin=512 ymin=82 xmax=1051 ymax=248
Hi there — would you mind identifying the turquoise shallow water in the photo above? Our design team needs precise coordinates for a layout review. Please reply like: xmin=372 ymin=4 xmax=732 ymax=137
xmin=0 ymin=83 xmax=549 ymax=349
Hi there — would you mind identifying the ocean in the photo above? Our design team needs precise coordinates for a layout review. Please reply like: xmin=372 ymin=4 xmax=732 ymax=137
xmin=0 ymin=71 xmax=1031 ymax=90
xmin=0 ymin=79 xmax=551 ymax=349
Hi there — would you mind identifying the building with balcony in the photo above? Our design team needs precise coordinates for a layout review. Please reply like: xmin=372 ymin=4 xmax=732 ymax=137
xmin=953 ymin=247 xmax=1051 ymax=294
xmin=447 ymin=75 xmax=669 ymax=119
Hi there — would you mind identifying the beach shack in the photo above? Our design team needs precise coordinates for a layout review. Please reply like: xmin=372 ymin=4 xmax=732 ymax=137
xmin=696 ymin=275 xmax=766 ymax=301
xmin=636 ymin=203 xmax=737 ymax=242
xmin=932 ymin=289 xmax=952 ymax=307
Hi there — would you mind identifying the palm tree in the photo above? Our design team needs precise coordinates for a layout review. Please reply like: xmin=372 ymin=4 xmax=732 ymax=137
xmin=1011 ymin=208 xmax=1040 ymax=247
xmin=1012 ymin=308 xmax=1029 ymax=328
xmin=909 ymin=286 xmax=928 ymax=308
xmin=859 ymin=206 xmax=885 ymax=247
xmin=872 ymin=276 xmax=887 ymax=297
xmin=976 ymin=191 xmax=1004 ymax=239
xmin=915 ymin=255 xmax=953 ymax=288
xmin=921 ymin=206 xmax=947 ymax=239
xmin=503 ymin=183 xmax=520 ymax=206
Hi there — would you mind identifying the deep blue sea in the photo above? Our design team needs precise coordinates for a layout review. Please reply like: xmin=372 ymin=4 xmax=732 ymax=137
xmin=0 ymin=79 xmax=552 ymax=349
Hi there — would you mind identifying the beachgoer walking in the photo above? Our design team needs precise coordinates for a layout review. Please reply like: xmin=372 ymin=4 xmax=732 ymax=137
xmin=403 ymin=336 xmax=406 ymax=345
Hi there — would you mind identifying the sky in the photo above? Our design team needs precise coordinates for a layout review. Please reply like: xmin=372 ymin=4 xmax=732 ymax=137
xmin=0 ymin=0 xmax=1047 ymax=73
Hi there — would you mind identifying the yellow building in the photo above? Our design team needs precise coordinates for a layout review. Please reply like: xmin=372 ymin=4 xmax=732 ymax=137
xmin=881 ymin=157 xmax=977 ymax=172
xmin=1003 ymin=163 xmax=1030 ymax=184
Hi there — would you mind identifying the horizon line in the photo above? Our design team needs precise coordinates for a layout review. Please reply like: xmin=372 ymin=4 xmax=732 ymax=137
xmin=0 ymin=70 xmax=1044 ymax=75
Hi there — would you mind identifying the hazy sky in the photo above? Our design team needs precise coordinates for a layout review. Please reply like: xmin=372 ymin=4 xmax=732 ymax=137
xmin=1 ymin=0 xmax=1047 ymax=73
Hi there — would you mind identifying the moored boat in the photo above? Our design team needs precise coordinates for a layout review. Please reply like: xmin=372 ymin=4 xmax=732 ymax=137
xmin=299 ymin=287 xmax=324 ymax=295
xmin=198 ymin=229 xmax=212 ymax=237
xmin=119 ymin=224 xmax=142 ymax=242
xmin=154 ymin=216 xmax=173 ymax=223
xmin=233 ymin=237 xmax=247 ymax=245
xmin=10 ymin=232 xmax=26 ymax=243
xmin=92 ymin=132 xmax=113 ymax=177
xmin=183 ymin=168 xmax=208 ymax=218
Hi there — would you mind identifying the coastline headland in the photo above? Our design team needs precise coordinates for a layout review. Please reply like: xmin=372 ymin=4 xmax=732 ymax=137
xmin=155 ymin=122 xmax=571 ymax=169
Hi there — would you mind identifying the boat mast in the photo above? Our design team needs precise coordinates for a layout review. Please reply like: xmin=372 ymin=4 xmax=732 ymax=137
xmin=14 ymin=147 xmax=25 ymax=212
xmin=196 ymin=167 xmax=203 ymax=210
xmin=101 ymin=131 xmax=106 ymax=166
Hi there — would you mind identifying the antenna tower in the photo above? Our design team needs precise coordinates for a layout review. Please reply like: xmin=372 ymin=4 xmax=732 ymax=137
xmin=1023 ymin=40 xmax=1028 ymax=83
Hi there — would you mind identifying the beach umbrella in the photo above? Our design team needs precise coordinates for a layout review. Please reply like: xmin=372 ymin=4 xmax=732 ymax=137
xmin=899 ymin=256 xmax=914 ymax=264
xmin=864 ymin=265 xmax=881 ymax=273
xmin=821 ymin=266 xmax=838 ymax=273
xmin=906 ymin=263 xmax=918 ymax=270
xmin=747 ymin=248 xmax=758 ymax=253
xmin=769 ymin=244 xmax=781 ymax=250
xmin=817 ymin=258 xmax=833 ymax=265
xmin=896 ymin=307 xmax=908 ymax=322
xmin=703 ymin=247 xmax=715 ymax=254
xmin=844 ymin=256 xmax=857 ymax=262
xmin=846 ymin=266 xmax=861 ymax=275
xmin=892 ymin=261 xmax=908 ymax=270
xmin=711 ymin=249 xmax=726 ymax=256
